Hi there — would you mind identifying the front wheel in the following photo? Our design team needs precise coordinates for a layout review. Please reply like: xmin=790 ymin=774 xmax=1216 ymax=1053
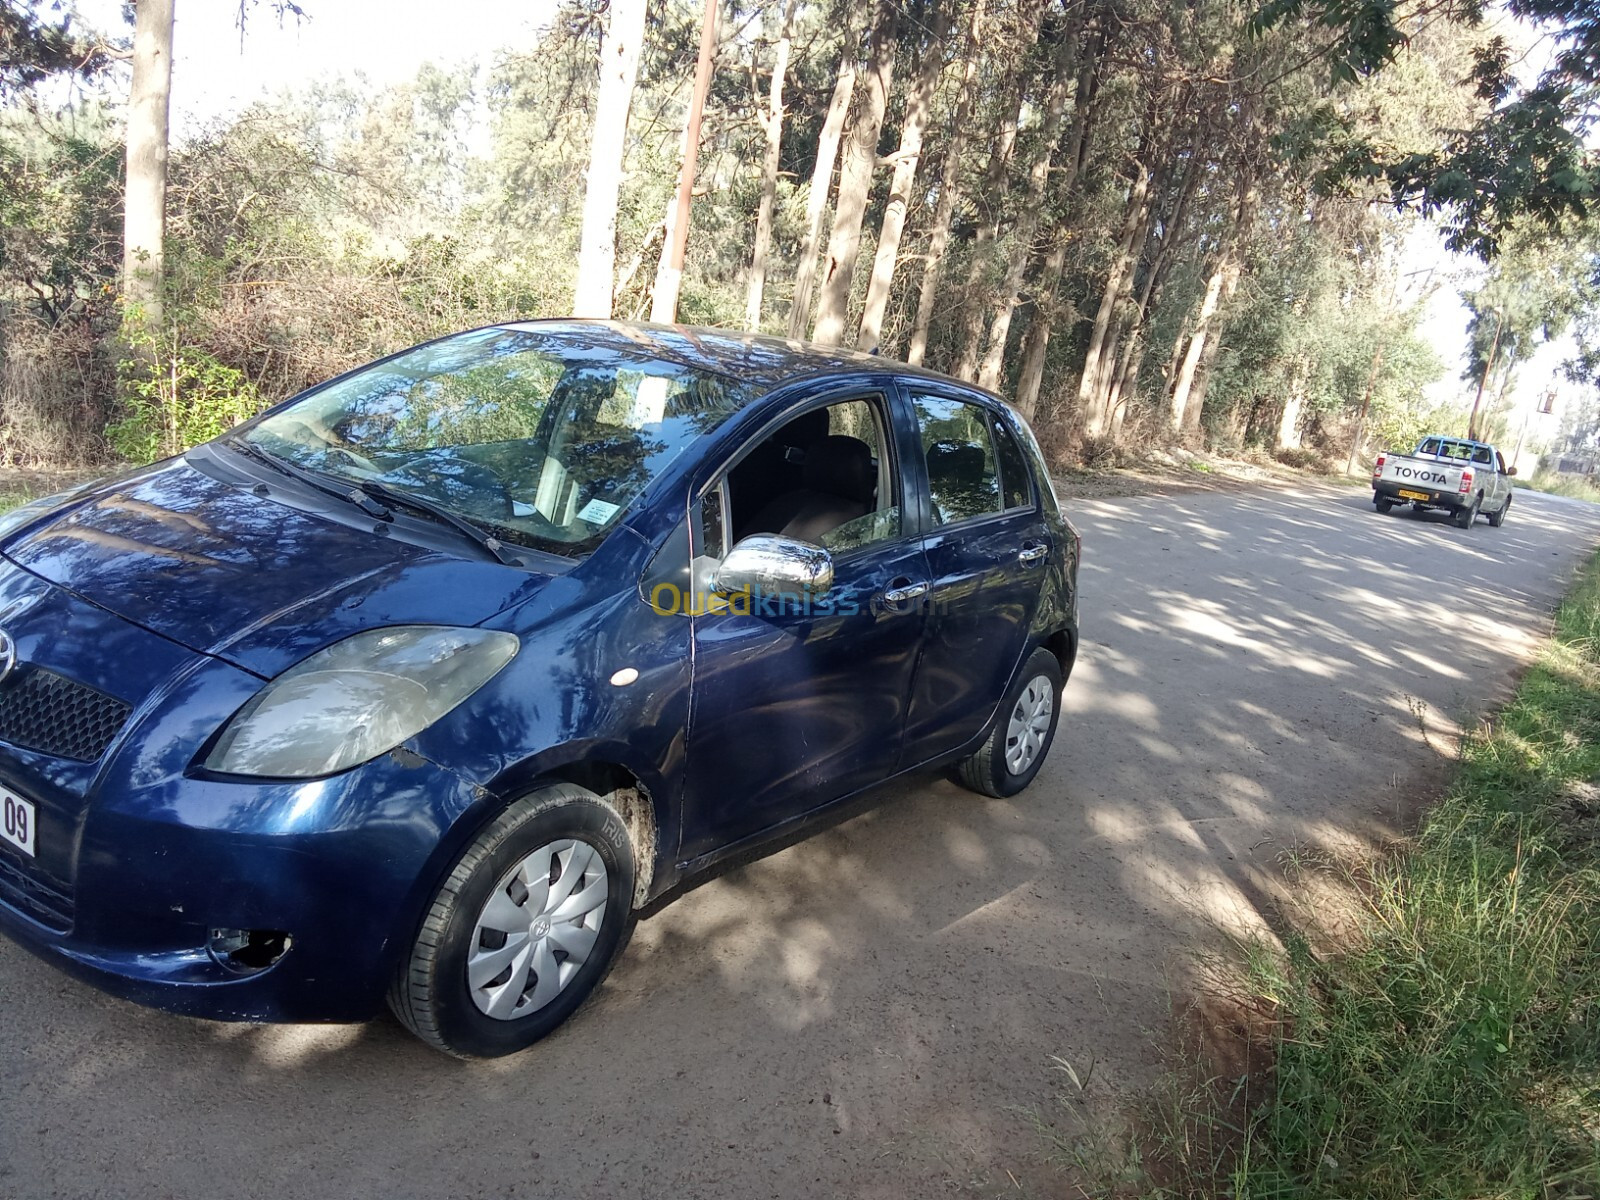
xmin=953 ymin=646 xmax=1064 ymax=798
xmin=390 ymin=784 xmax=636 ymax=1058
xmin=1488 ymin=492 xmax=1512 ymax=527
xmin=1454 ymin=497 xmax=1481 ymax=530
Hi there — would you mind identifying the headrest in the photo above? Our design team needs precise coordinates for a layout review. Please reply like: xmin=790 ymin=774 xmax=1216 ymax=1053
xmin=803 ymin=435 xmax=876 ymax=504
xmin=927 ymin=441 xmax=985 ymax=486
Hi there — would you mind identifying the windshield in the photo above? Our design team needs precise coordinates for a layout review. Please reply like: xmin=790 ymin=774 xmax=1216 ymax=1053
xmin=242 ymin=327 xmax=755 ymax=558
xmin=1417 ymin=437 xmax=1486 ymax=464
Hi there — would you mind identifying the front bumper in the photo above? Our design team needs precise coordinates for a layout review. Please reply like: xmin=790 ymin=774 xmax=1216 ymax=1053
xmin=0 ymin=750 xmax=487 ymax=1023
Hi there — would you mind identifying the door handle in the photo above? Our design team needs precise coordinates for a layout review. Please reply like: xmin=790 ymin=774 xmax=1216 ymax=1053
xmin=881 ymin=581 xmax=929 ymax=604
xmin=1019 ymin=544 xmax=1049 ymax=564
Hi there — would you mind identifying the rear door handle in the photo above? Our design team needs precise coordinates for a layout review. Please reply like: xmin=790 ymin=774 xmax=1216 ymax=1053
xmin=1019 ymin=544 xmax=1049 ymax=564
xmin=882 ymin=581 xmax=929 ymax=604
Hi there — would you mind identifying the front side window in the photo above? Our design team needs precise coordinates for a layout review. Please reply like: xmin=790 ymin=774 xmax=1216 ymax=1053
xmin=243 ymin=327 xmax=754 ymax=558
xmin=911 ymin=395 xmax=1002 ymax=525
xmin=719 ymin=396 xmax=900 ymax=555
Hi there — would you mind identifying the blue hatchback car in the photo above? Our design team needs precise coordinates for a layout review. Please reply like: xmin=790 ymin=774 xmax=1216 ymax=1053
xmin=0 ymin=322 xmax=1079 ymax=1056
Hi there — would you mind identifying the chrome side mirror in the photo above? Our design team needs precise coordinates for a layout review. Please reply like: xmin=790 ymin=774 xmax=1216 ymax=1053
xmin=714 ymin=534 xmax=833 ymax=598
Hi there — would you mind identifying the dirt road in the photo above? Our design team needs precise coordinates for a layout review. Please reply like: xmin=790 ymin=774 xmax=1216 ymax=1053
xmin=4 ymin=481 xmax=1598 ymax=1198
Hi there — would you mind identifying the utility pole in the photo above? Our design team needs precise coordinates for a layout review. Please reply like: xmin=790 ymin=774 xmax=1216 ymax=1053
xmin=1467 ymin=309 xmax=1502 ymax=441
xmin=650 ymin=0 xmax=719 ymax=324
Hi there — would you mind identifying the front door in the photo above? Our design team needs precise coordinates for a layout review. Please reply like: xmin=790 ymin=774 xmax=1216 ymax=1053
xmin=678 ymin=392 xmax=930 ymax=863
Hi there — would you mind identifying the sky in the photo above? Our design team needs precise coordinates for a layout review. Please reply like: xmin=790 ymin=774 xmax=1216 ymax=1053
xmin=67 ymin=0 xmax=1575 ymax=448
xmin=75 ymin=0 xmax=556 ymax=132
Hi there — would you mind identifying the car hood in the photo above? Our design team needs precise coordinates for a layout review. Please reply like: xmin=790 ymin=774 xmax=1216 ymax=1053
xmin=3 ymin=458 xmax=551 ymax=677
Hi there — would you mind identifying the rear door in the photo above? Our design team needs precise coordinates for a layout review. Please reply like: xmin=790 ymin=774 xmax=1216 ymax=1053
xmin=898 ymin=386 xmax=1051 ymax=768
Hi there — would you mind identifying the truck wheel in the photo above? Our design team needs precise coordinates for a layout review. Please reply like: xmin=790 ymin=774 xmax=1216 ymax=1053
xmin=1488 ymin=493 xmax=1512 ymax=528
xmin=1374 ymin=496 xmax=1393 ymax=514
xmin=1454 ymin=497 xmax=1480 ymax=530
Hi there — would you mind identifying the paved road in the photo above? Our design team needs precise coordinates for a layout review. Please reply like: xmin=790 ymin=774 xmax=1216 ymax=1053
xmin=4 ymin=481 xmax=1599 ymax=1199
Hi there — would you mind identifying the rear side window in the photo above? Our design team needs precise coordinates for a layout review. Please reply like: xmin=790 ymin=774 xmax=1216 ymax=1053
xmin=910 ymin=395 xmax=1002 ymax=525
xmin=992 ymin=418 xmax=1032 ymax=510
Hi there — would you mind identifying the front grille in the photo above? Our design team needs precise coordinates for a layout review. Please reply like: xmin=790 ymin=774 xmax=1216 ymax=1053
xmin=0 ymin=668 xmax=131 ymax=762
xmin=0 ymin=852 xmax=73 ymax=931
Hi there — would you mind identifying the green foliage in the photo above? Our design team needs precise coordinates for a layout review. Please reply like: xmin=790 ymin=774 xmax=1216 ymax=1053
xmin=1255 ymin=0 xmax=1600 ymax=258
xmin=109 ymin=317 xmax=264 ymax=464
xmin=0 ymin=0 xmax=117 ymax=97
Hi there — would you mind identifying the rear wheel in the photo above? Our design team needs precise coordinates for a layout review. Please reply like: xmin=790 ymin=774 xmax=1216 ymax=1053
xmin=1454 ymin=497 xmax=1481 ymax=530
xmin=1488 ymin=492 xmax=1512 ymax=528
xmin=1374 ymin=496 xmax=1393 ymax=514
xmin=953 ymin=647 xmax=1063 ymax=798
xmin=390 ymin=784 xmax=635 ymax=1058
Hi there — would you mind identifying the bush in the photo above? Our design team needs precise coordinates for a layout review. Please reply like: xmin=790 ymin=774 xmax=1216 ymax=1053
xmin=108 ymin=317 xmax=264 ymax=464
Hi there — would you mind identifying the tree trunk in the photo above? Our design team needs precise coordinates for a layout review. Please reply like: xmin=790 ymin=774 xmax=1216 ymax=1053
xmin=1169 ymin=183 xmax=1255 ymax=434
xmin=1167 ymin=265 xmax=1222 ymax=433
xmin=1094 ymin=128 xmax=1198 ymax=420
xmin=1013 ymin=239 xmax=1067 ymax=422
xmin=950 ymin=63 xmax=1027 ymax=379
xmin=1184 ymin=260 xmax=1241 ymax=429
xmin=975 ymin=26 xmax=1088 ymax=390
xmin=745 ymin=0 xmax=799 ymax=330
xmin=573 ymin=0 xmax=649 ymax=318
xmin=1276 ymin=379 xmax=1306 ymax=449
xmin=649 ymin=0 xmax=719 ymax=323
xmin=949 ymin=0 xmax=1054 ymax=379
xmin=810 ymin=2 xmax=898 ymax=346
xmin=788 ymin=0 xmax=868 ymax=339
xmin=122 ymin=0 xmax=176 ymax=328
xmin=1077 ymin=162 xmax=1152 ymax=438
xmin=905 ymin=0 xmax=985 ymax=366
xmin=856 ymin=11 xmax=946 ymax=355
xmin=978 ymin=23 xmax=1102 ymax=390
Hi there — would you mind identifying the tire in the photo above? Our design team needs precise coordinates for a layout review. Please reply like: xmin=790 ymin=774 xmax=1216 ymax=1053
xmin=1488 ymin=492 xmax=1512 ymax=528
xmin=389 ymin=784 xmax=636 ymax=1058
xmin=953 ymin=646 xmax=1064 ymax=799
xmin=1454 ymin=496 xmax=1481 ymax=530
xmin=1374 ymin=496 xmax=1393 ymax=514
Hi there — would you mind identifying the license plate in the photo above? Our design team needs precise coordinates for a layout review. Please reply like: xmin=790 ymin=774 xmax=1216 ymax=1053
xmin=1398 ymin=489 xmax=1429 ymax=502
xmin=1 ymin=788 xmax=35 ymax=858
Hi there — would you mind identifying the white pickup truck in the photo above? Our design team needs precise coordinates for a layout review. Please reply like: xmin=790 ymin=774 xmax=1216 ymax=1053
xmin=1371 ymin=435 xmax=1516 ymax=530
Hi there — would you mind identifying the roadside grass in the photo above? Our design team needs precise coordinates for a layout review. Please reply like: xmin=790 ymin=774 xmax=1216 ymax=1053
xmin=1514 ymin=471 xmax=1600 ymax=502
xmin=1054 ymin=550 xmax=1600 ymax=1198
xmin=0 ymin=490 xmax=33 ymax=515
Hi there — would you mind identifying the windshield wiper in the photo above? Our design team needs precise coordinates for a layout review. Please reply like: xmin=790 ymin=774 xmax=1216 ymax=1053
xmin=350 ymin=480 xmax=522 ymax=566
xmin=225 ymin=436 xmax=393 ymax=521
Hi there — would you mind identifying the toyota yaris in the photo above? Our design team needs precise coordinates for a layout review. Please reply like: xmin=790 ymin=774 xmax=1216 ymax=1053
xmin=0 ymin=321 xmax=1079 ymax=1057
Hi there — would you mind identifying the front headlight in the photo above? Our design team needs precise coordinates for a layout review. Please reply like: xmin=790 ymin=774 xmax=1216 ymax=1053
xmin=205 ymin=626 xmax=519 ymax=778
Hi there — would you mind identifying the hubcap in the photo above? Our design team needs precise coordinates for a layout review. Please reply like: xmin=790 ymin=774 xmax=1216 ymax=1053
xmin=1004 ymin=673 xmax=1055 ymax=776
xmin=467 ymin=839 xmax=609 ymax=1021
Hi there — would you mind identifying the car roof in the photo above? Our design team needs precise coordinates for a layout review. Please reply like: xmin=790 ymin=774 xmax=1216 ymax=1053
xmin=498 ymin=318 xmax=1003 ymax=403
